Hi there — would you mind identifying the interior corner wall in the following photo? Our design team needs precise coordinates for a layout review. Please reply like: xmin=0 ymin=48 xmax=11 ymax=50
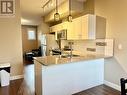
xmin=0 ymin=0 xmax=23 ymax=76
xmin=95 ymin=0 xmax=127 ymax=85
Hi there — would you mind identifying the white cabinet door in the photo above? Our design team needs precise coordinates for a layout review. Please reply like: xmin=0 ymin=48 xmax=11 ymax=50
xmin=68 ymin=15 xmax=96 ymax=40
xmin=82 ymin=14 xmax=106 ymax=39
xmin=67 ymin=22 xmax=75 ymax=40
xmin=72 ymin=17 xmax=82 ymax=40
xmin=82 ymin=15 xmax=96 ymax=39
xmin=82 ymin=15 xmax=89 ymax=39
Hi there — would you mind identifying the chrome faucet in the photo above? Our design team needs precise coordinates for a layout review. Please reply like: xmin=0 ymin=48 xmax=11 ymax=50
xmin=68 ymin=42 xmax=74 ymax=58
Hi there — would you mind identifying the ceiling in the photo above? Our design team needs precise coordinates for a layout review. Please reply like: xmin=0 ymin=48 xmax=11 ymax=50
xmin=21 ymin=0 xmax=86 ymax=25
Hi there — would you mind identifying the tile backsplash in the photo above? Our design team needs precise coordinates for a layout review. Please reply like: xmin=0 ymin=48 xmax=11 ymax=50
xmin=61 ymin=39 xmax=114 ymax=56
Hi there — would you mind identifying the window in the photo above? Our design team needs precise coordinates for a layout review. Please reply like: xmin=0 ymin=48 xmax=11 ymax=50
xmin=27 ymin=28 xmax=36 ymax=40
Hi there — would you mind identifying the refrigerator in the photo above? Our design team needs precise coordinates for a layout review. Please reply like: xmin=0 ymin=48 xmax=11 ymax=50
xmin=40 ymin=34 xmax=59 ymax=56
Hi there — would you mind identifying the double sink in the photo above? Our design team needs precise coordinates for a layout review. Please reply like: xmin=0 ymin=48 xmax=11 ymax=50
xmin=60 ymin=54 xmax=80 ymax=58
xmin=52 ymin=49 xmax=81 ymax=58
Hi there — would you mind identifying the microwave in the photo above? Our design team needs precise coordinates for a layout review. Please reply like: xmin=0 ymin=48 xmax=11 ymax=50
xmin=56 ymin=29 xmax=67 ymax=40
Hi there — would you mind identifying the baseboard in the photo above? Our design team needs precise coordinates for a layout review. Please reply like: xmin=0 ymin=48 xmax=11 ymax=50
xmin=104 ymin=80 xmax=121 ymax=91
xmin=10 ymin=75 xmax=24 ymax=80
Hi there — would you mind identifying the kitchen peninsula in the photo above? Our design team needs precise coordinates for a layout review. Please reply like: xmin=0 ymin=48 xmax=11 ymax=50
xmin=34 ymin=54 xmax=111 ymax=95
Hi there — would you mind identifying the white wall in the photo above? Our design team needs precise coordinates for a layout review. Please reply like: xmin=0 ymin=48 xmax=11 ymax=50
xmin=95 ymin=0 xmax=127 ymax=85
xmin=0 ymin=0 xmax=23 ymax=76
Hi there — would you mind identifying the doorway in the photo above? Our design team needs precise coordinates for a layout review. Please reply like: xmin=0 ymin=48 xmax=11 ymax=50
xmin=21 ymin=25 xmax=38 ymax=64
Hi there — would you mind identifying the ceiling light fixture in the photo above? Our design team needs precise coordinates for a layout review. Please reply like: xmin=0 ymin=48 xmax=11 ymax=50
xmin=54 ymin=0 xmax=60 ymax=21
xmin=68 ymin=0 xmax=72 ymax=22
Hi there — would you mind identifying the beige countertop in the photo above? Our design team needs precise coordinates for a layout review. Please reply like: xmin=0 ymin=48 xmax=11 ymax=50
xmin=0 ymin=63 xmax=10 ymax=68
xmin=34 ymin=54 xmax=112 ymax=66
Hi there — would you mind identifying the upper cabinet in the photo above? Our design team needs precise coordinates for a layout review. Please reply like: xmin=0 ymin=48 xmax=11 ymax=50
xmin=72 ymin=17 xmax=82 ymax=40
xmin=50 ymin=14 xmax=106 ymax=40
xmin=50 ymin=22 xmax=68 ymax=33
xmin=50 ymin=23 xmax=62 ymax=33
xmin=81 ymin=14 xmax=106 ymax=39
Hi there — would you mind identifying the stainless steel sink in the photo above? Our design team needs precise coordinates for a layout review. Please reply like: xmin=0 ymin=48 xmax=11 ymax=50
xmin=61 ymin=54 xmax=80 ymax=58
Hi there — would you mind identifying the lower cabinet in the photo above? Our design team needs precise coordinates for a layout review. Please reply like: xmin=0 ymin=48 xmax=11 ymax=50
xmin=34 ymin=58 xmax=104 ymax=95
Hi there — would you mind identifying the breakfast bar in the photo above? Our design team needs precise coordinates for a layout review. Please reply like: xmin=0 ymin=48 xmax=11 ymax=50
xmin=34 ymin=54 xmax=110 ymax=95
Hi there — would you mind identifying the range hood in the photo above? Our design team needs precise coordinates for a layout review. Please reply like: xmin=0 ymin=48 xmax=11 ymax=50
xmin=44 ymin=0 xmax=86 ymax=23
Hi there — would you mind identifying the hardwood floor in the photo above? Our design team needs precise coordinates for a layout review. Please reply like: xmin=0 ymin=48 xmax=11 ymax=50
xmin=0 ymin=79 xmax=23 ymax=95
xmin=73 ymin=85 xmax=120 ymax=95
xmin=0 ymin=64 xmax=121 ymax=95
